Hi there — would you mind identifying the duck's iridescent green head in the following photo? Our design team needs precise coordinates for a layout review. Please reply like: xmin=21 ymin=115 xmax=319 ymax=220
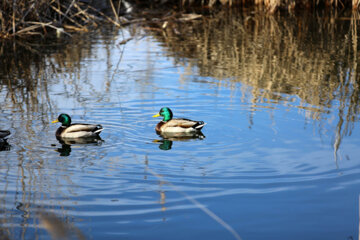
xmin=152 ymin=107 xmax=173 ymax=122
xmin=52 ymin=113 xmax=71 ymax=127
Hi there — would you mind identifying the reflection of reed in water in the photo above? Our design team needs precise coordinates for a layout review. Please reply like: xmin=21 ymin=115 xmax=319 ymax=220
xmin=0 ymin=26 xmax=122 ymax=138
xmin=0 ymin=24 xmax=123 ymax=113
xmin=38 ymin=210 xmax=86 ymax=240
xmin=0 ymin=26 xmax=122 ymax=239
xmin=149 ymin=9 xmax=360 ymax=155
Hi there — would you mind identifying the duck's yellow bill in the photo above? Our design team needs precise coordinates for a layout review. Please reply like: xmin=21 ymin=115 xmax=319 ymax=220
xmin=51 ymin=119 xmax=59 ymax=123
xmin=152 ymin=113 xmax=160 ymax=118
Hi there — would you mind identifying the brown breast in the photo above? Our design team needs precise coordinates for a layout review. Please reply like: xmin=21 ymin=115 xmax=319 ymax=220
xmin=155 ymin=121 xmax=165 ymax=132
xmin=55 ymin=126 xmax=66 ymax=139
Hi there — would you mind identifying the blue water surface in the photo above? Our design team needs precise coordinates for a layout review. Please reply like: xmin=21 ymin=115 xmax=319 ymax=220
xmin=0 ymin=12 xmax=360 ymax=240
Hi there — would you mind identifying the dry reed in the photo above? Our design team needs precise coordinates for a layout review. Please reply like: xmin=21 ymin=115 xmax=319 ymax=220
xmin=2 ymin=0 xmax=360 ymax=39
xmin=0 ymin=0 xmax=120 ymax=39
xmin=179 ymin=0 xmax=360 ymax=12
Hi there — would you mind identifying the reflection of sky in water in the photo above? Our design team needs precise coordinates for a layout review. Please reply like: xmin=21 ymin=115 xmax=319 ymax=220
xmin=48 ymin=29 xmax=359 ymax=174
xmin=1 ymin=21 xmax=360 ymax=240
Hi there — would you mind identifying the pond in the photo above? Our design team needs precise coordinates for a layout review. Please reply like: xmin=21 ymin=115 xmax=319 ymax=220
xmin=1 ymin=9 xmax=360 ymax=240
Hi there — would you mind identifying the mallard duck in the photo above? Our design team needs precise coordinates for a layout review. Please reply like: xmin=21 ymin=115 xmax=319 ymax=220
xmin=152 ymin=107 xmax=206 ymax=133
xmin=0 ymin=130 xmax=10 ymax=139
xmin=52 ymin=113 xmax=103 ymax=139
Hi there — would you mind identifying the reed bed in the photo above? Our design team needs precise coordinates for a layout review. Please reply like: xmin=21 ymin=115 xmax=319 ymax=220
xmin=2 ymin=0 xmax=360 ymax=39
xmin=0 ymin=0 xmax=121 ymax=39
xmin=134 ymin=0 xmax=360 ymax=12
xmin=178 ymin=0 xmax=360 ymax=11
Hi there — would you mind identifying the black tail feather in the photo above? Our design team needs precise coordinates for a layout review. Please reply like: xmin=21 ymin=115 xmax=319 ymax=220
xmin=93 ymin=125 xmax=103 ymax=134
xmin=193 ymin=121 xmax=206 ymax=130
xmin=0 ymin=130 xmax=10 ymax=139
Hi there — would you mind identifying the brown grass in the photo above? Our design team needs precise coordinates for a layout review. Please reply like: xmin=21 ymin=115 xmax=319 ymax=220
xmin=2 ymin=0 xmax=360 ymax=39
xmin=179 ymin=0 xmax=360 ymax=12
xmin=0 ymin=0 xmax=120 ymax=39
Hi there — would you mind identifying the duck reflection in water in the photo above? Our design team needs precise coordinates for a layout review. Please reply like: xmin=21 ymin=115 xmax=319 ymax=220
xmin=154 ymin=131 xmax=205 ymax=150
xmin=0 ymin=130 xmax=11 ymax=151
xmin=56 ymin=137 xmax=103 ymax=156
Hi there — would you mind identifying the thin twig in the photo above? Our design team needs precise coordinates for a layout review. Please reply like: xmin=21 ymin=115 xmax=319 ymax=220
xmin=12 ymin=0 xmax=15 ymax=35
xmin=60 ymin=0 xmax=76 ymax=24
xmin=109 ymin=0 xmax=119 ymax=24
xmin=50 ymin=4 xmax=83 ymax=27
xmin=117 ymin=0 xmax=122 ymax=17
xmin=85 ymin=3 xmax=121 ymax=27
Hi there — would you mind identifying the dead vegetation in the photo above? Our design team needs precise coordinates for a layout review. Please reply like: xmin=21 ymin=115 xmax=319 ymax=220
xmin=179 ymin=0 xmax=360 ymax=12
xmin=2 ymin=0 xmax=360 ymax=39
xmin=0 ymin=0 xmax=122 ymax=39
